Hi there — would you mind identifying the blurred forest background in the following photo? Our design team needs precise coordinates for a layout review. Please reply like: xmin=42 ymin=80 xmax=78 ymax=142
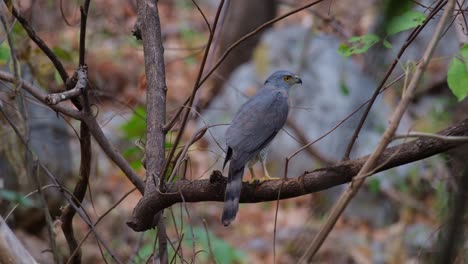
xmin=0 ymin=0 xmax=467 ymax=263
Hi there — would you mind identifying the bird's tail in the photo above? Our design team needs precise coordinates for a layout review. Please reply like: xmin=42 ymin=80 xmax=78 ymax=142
xmin=222 ymin=163 xmax=244 ymax=226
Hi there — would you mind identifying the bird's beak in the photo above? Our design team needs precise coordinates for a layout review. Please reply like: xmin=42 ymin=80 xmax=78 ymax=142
xmin=295 ymin=75 xmax=302 ymax=85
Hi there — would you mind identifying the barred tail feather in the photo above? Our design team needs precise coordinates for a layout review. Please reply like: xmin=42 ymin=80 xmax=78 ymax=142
xmin=222 ymin=164 xmax=244 ymax=226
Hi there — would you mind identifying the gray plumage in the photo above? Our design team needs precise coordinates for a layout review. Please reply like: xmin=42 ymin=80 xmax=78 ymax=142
xmin=222 ymin=70 xmax=302 ymax=226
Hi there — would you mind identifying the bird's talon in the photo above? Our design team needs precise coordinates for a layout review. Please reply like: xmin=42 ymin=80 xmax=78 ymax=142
xmin=247 ymin=178 xmax=259 ymax=184
xmin=257 ymin=176 xmax=280 ymax=183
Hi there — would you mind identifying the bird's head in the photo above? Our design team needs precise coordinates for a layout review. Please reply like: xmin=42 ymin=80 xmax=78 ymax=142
xmin=264 ymin=70 xmax=302 ymax=88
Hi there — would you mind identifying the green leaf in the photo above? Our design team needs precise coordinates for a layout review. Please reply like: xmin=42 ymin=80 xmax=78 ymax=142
xmin=368 ymin=178 xmax=381 ymax=194
xmin=0 ymin=189 xmax=36 ymax=208
xmin=338 ymin=34 xmax=380 ymax=57
xmin=52 ymin=47 xmax=73 ymax=61
xmin=386 ymin=10 xmax=426 ymax=36
xmin=447 ymin=44 xmax=468 ymax=101
xmin=383 ymin=39 xmax=393 ymax=49
xmin=188 ymin=227 xmax=247 ymax=263
xmin=339 ymin=81 xmax=350 ymax=96
xmin=0 ymin=42 xmax=11 ymax=65
xmin=120 ymin=106 xmax=147 ymax=140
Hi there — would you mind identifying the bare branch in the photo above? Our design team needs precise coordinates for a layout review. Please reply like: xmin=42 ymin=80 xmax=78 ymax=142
xmin=127 ymin=117 xmax=468 ymax=231
xmin=394 ymin=131 xmax=468 ymax=142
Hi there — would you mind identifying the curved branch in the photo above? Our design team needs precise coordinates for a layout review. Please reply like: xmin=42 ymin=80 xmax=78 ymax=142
xmin=3 ymin=0 xmax=69 ymax=82
xmin=127 ymin=117 xmax=468 ymax=231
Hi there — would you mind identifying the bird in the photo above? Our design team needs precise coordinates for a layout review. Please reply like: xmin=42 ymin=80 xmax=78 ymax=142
xmin=222 ymin=70 xmax=302 ymax=226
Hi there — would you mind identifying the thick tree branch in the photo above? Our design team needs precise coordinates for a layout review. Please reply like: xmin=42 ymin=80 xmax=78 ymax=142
xmin=136 ymin=0 xmax=167 ymax=195
xmin=134 ymin=1 xmax=168 ymax=261
xmin=127 ymin=117 xmax=468 ymax=231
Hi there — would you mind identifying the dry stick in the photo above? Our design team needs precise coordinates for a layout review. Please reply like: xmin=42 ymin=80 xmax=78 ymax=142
xmin=394 ymin=132 xmax=468 ymax=142
xmin=161 ymin=0 xmax=225 ymax=188
xmin=342 ymin=0 xmax=447 ymax=160
xmin=273 ymin=183 xmax=284 ymax=264
xmin=202 ymin=219 xmax=216 ymax=264
xmin=180 ymin=194 xmax=196 ymax=263
xmin=299 ymin=0 xmax=455 ymax=260
xmin=163 ymin=0 xmax=325 ymax=134
xmin=191 ymin=0 xmax=211 ymax=34
xmin=31 ymin=161 xmax=60 ymax=263
xmin=168 ymin=233 xmax=186 ymax=264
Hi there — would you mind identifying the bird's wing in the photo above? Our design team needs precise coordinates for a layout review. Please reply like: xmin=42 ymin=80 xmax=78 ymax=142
xmin=226 ymin=88 xmax=289 ymax=159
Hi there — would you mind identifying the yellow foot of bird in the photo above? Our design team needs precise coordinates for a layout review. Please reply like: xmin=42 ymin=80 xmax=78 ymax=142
xmin=247 ymin=178 xmax=258 ymax=184
xmin=257 ymin=175 xmax=280 ymax=183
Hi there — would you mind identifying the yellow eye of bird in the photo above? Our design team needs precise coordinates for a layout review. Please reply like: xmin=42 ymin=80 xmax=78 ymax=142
xmin=283 ymin=75 xmax=291 ymax=81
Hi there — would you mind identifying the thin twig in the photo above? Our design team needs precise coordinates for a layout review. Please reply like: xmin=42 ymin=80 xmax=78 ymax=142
xmin=191 ymin=0 xmax=211 ymax=34
xmin=273 ymin=183 xmax=284 ymax=264
xmin=32 ymin=161 xmax=60 ymax=263
xmin=202 ymin=219 xmax=216 ymax=264
xmin=393 ymin=131 xmax=468 ymax=142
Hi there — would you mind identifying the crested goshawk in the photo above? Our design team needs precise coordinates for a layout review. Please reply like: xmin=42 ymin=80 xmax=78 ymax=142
xmin=222 ymin=70 xmax=302 ymax=226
